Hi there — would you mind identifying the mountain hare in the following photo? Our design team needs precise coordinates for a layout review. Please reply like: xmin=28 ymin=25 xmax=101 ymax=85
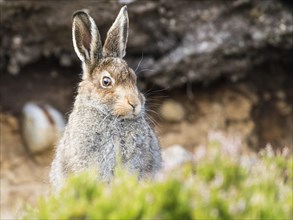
xmin=50 ymin=6 xmax=161 ymax=189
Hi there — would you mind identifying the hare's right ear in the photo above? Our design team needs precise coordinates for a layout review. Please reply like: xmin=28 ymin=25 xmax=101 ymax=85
xmin=103 ymin=6 xmax=129 ymax=58
xmin=72 ymin=11 xmax=102 ymax=74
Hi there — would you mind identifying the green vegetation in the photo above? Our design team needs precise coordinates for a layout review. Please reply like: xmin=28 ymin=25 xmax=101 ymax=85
xmin=24 ymin=146 xmax=292 ymax=220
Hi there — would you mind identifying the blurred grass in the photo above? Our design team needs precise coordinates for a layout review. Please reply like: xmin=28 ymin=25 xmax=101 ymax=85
xmin=24 ymin=145 xmax=292 ymax=220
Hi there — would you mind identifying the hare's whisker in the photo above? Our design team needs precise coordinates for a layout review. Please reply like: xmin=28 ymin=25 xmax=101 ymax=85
xmin=136 ymin=69 xmax=154 ymax=75
xmin=135 ymin=51 xmax=144 ymax=72
xmin=143 ymin=86 xmax=156 ymax=97
xmin=146 ymin=108 xmax=159 ymax=116
xmin=145 ymin=87 xmax=170 ymax=95
xmin=97 ymin=113 xmax=111 ymax=128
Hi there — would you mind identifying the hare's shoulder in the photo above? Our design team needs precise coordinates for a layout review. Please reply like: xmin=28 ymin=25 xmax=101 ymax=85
xmin=70 ymin=106 xmax=113 ymax=127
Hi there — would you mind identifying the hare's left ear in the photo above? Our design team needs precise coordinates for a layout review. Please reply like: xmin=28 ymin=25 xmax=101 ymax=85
xmin=72 ymin=11 xmax=102 ymax=67
xmin=103 ymin=6 xmax=129 ymax=58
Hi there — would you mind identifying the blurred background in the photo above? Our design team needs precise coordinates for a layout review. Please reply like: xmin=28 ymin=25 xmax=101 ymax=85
xmin=0 ymin=0 xmax=292 ymax=218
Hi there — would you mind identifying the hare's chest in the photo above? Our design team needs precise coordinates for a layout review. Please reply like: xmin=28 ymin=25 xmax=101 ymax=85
xmin=119 ymin=131 xmax=139 ymax=154
xmin=116 ymin=128 xmax=145 ymax=160
xmin=95 ymin=119 xmax=146 ymax=160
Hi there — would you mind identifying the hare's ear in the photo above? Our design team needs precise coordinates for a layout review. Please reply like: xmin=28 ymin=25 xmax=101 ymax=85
xmin=72 ymin=11 xmax=102 ymax=66
xmin=103 ymin=6 xmax=129 ymax=58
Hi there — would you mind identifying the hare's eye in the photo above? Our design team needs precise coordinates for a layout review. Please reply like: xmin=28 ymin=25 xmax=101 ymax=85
xmin=102 ymin=76 xmax=112 ymax=87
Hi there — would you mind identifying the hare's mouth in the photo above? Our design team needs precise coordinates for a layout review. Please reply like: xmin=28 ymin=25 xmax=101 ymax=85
xmin=116 ymin=111 xmax=140 ymax=120
xmin=119 ymin=114 xmax=138 ymax=119
xmin=113 ymin=102 xmax=142 ymax=119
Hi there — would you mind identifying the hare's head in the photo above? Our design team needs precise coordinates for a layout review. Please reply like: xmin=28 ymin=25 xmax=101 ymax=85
xmin=72 ymin=6 xmax=145 ymax=119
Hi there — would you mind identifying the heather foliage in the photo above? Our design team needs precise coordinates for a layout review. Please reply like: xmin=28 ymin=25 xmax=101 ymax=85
xmin=24 ymin=146 xmax=292 ymax=220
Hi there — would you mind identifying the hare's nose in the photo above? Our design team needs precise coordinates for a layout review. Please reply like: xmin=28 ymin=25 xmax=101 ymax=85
xmin=128 ymin=101 xmax=137 ymax=111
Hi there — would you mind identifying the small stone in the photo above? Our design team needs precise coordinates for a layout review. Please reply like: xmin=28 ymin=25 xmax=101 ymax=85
xmin=162 ymin=145 xmax=193 ymax=170
xmin=12 ymin=35 xmax=22 ymax=49
xmin=276 ymin=90 xmax=286 ymax=100
xmin=43 ymin=49 xmax=51 ymax=57
xmin=7 ymin=58 xmax=19 ymax=75
xmin=276 ymin=101 xmax=291 ymax=115
xmin=59 ymin=54 xmax=72 ymax=67
xmin=50 ymin=70 xmax=58 ymax=78
xmin=15 ymin=51 xmax=31 ymax=65
xmin=159 ymin=99 xmax=185 ymax=122
xmin=118 ymin=0 xmax=136 ymax=3
xmin=223 ymin=93 xmax=252 ymax=121
xmin=21 ymin=103 xmax=65 ymax=154
xmin=263 ymin=92 xmax=271 ymax=101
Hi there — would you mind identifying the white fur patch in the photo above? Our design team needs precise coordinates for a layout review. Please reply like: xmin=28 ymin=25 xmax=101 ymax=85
xmin=72 ymin=19 xmax=85 ymax=62
xmin=89 ymin=15 xmax=98 ymax=63
xmin=119 ymin=11 xmax=125 ymax=58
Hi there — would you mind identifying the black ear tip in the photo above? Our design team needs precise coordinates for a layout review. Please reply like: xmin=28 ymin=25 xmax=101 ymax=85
xmin=122 ymin=5 xmax=127 ymax=12
xmin=72 ymin=10 xmax=88 ymax=20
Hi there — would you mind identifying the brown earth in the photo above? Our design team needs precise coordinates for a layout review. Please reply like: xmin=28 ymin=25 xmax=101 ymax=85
xmin=0 ymin=113 xmax=52 ymax=219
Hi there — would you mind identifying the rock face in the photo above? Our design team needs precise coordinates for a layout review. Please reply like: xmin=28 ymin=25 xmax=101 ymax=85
xmin=1 ymin=0 xmax=292 ymax=87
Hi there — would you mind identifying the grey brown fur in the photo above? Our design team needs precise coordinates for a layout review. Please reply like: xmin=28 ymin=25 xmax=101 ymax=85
xmin=50 ymin=6 xmax=161 ymax=189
